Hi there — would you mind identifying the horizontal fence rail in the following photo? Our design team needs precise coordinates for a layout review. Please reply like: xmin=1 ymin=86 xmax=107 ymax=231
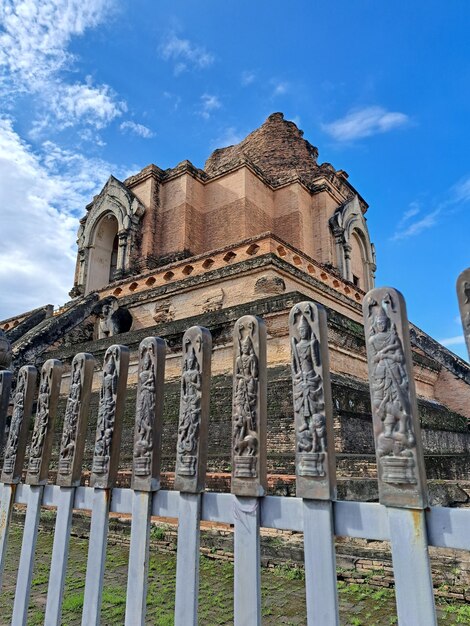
xmin=0 ymin=285 xmax=469 ymax=625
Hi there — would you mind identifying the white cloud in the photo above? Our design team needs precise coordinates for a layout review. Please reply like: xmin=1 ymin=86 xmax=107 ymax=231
xmin=0 ymin=1 xmax=124 ymax=136
xmin=241 ymin=70 xmax=256 ymax=86
xmin=49 ymin=80 xmax=126 ymax=129
xmin=322 ymin=106 xmax=409 ymax=141
xmin=0 ymin=0 xmax=112 ymax=93
xmin=198 ymin=94 xmax=221 ymax=120
xmin=159 ymin=32 xmax=214 ymax=75
xmin=163 ymin=91 xmax=182 ymax=111
xmin=0 ymin=117 xmax=116 ymax=318
xmin=271 ymin=80 xmax=289 ymax=97
xmin=451 ymin=176 xmax=470 ymax=203
xmin=438 ymin=335 xmax=465 ymax=347
xmin=120 ymin=120 xmax=155 ymax=139
xmin=212 ymin=126 xmax=243 ymax=149
xmin=392 ymin=208 xmax=440 ymax=240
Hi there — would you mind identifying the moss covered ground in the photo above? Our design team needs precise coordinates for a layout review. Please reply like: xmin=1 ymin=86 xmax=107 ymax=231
xmin=0 ymin=512 xmax=468 ymax=625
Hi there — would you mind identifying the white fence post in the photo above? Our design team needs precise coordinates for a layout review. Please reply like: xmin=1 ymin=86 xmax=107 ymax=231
xmin=12 ymin=359 xmax=63 ymax=626
xmin=289 ymin=301 xmax=340 ymax=625
xmin=45 ymin=352 xmax=95 ymax=626
xmin=231 ymin=315 xmax=267 ymax=626
xmin=125 ymin=337 xmax=166 ymax=626
xmin=174 ymin=326 xmax=212 ymax=626
xmin=363 ymin=287 xmax=437 ymax=626
xmin=0 ymin=365 xmax=36 ymax=592
xmin=82 ymin=345 xmax=129 ymax=626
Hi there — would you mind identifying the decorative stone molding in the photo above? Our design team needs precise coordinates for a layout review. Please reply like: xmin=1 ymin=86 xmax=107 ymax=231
xmin=329 ymin=195 xmax=376 ymax=291
xmin=72 ymin=176 xmax=145 ymax=296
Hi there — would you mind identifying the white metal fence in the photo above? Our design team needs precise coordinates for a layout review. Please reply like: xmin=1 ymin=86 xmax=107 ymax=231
xmin=0 ymin=284 xmax=468 ymax=626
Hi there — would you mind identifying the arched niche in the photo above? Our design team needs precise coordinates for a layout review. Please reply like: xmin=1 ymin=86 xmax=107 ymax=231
xmin=329 ymin=195 xmax=376 ymax=291
xmin=86 ymin=214 xmax=119 ymax=292
xmin=71 ymin=176 xmax=145 ymax=296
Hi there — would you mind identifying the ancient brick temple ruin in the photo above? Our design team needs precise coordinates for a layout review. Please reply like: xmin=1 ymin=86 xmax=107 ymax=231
xmin=1 ymin=112 xmax=469 ymax=504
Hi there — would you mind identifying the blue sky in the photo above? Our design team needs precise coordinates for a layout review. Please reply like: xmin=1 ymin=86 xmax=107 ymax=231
xmin=0 ymin=0 xmax=469 ymax=359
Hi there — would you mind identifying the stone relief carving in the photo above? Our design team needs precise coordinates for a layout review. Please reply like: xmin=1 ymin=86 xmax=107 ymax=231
xmin=174 ymin=326 xmax=211 ymax=493
xmin=91 ymin=345 xmax=129 ymax=488
xmin=176 ymin=339 xmax=203 ymax=477
xmin=3 ymin=367 xmax=28 ymax=475
xmin=231 ymin=316 xmax=266 ymax=495
xmin=57 ymin=353 xmax=94 ymax=487
xmin=289 ymin=301 xmax=336 ymax=500
xmin=28 ymin=368 xmax=52 ymax=474
xmin=365 ymin=292 xmax=417 ymax=486
xmin=28 ymin=360 xmax=62 ymax=479
xmin=134 ymin=341 xmax=157 ymax=476
xmin=152 ymin=300 xmax=175 ymax=324
xmin=290 ymin=303 xmax=326 ymax=477
xmin=92 ymin=347 xmax=120 ymax=475
xmin=59 ymin=356 xmax=84 ymax=475
xmin=200 ymin=288 xmax=224 ymax=313
xmin=132 ymin=337 xmax=165 ymax=491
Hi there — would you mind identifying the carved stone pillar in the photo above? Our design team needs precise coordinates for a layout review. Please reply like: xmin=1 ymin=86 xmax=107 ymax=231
xmin=132 ymin=337 xmax=166 ymax=492
xmin=57 ymin=353 xmax=95 ymax=487
xmin=289 ymin=301 xmax=336 ymax=500
xmin=363 ymin=288 xmax=428 ymax=509
xmin=1 ymin=366 xmax=37 ymax=483
xmin=27 ymin=359 xmax=63 ymax=485
xmin=231 ymin=315 xmax=267 ymax=497
xmin=174 ymin=326 xmax=212 ymax=493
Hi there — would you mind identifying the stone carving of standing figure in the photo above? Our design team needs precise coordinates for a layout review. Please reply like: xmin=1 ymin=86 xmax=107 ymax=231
xmin=366 ymin=292 xmax=417 ymax=485
xmin=3 ymin=369 xmax=27 ymax=473
xmin=59 ymin=359 xmax=82 ymax=473
xmin=174 ymin=326 xmax=211 ymax=493
xmin=231 ymin=315 xmax=267 ymax=495
xmin=177 ymin=345 xmax=202 ymax=473
xmin=93 ymin=351 xmax=118 ymax=474
xmin=291 ymin=304 xmax=327 ymax=477
xmin=233 ymin=332 xmax=259 ymax=460
xmin=134 ymin=343 xmax=156 ymax=474
xmin=28 ymin=372 xmax=51 ymax=472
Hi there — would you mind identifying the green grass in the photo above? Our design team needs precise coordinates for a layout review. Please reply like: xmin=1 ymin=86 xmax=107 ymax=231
xmin=0 ymin=513 xmax=467 ymax=625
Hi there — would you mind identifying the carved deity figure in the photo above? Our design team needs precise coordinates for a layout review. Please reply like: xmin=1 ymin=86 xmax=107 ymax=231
xmin=94 ymin=354 xmax=118 ymax=470
xmin=134 ymin=347 xmax=156 ymax=461
xmin=233 ymin=334 xmax=259 ymax=457
xmin=4 ymin=371 xmax=26 ymax=466
xmin=59 ymin=360 xmax=82 ymax=468
xmin=368 ymin=299 xmax=415 ymax=457
xmin=291 ymin=313 xmax=326 ymax=455
xmin=29 ymin=373 xmax=51 ymax=465
xmin=98 ymin=302 xmax=118 ymax=339
xmin=177 ymin=347 xmax=202 ymax=458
